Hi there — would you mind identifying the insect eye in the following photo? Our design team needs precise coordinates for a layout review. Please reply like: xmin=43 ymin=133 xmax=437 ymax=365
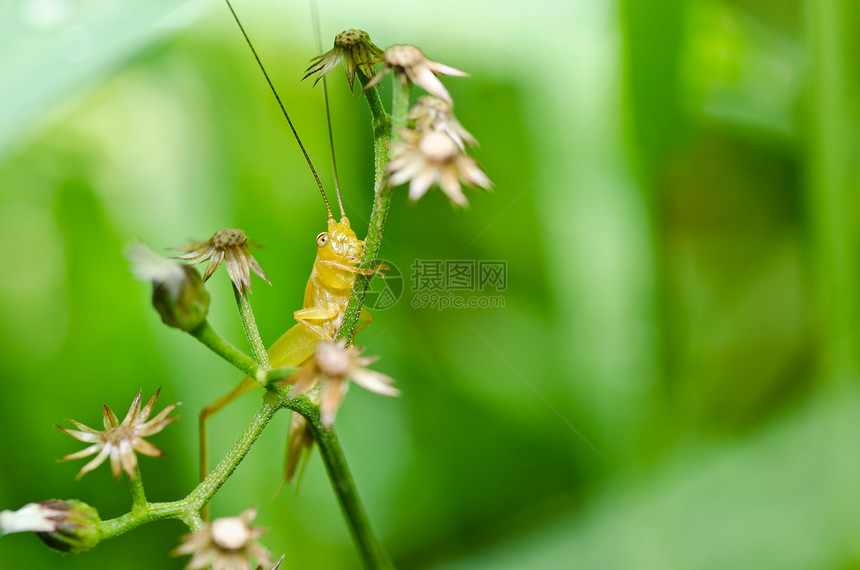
xmin=316 ymin=233 xmax=329 ymax=247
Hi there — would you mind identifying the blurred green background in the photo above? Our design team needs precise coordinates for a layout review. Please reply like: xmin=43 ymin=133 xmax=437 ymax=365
xmin=2 ymin=0 xmax=860 ymax=567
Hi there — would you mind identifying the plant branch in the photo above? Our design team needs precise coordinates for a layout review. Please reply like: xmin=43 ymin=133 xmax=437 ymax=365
xmin=295 ymin=75 xmax=411 ymax=569
xmin=234 ymin=287 xmax=271 ymax=369
xmin=188 ymin=320 xmax=261 ymax=379
xmin=286 ymin=396 xmax=393 ymax=569
xmin=98 ymin=500 xmax=192 ymax=539
xmin=128 ymin=465 xmax=147 ymax=509
xmin=187 ymin=392 xmax=281 ymax=509
xmin=390 ymin=77 xmax=410 ymax=133
xmin=337 ymin=78 xmax=409 ymax=343
xmin=265 ymin=366 xmax=299 ymax=383
xmin=363 ymin=80 xmax=392 ymax=190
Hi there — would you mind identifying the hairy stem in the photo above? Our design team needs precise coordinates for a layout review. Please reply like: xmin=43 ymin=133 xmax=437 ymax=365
xmin=234 ymin=287 xmax=271 ymax=369
xmin=189 ymin=320 xmax=260 ymax=379
xmin=301 ymin=77 xmax=412 ymax=569
xmin=337 ymin=79 xmax=409 ymax=342
xmin=186 ymin=393 xmax=281 ymax=509
xmin=265 ymin=366 xmax=299 ymax=383
xmin=363 ymin=80 xmax=392 ymax=192
xmin=128 ymin=465 xmax=147 ymax=509
xmin=286 ymin=397 xmax=393 ymax=569
xmin=98 ymin=500 xmax=195 ymax=538
xmin=390 ymin=77 xmax=410 ymax=133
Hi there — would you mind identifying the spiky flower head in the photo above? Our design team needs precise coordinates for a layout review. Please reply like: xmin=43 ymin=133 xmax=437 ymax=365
xmin=58 ymin=389 xmax=179 ymax=480
xmin=126 ymin=242 xmax=210 ymax=332
xmin=175 ymin=228 xmax=270 ymax=295
xmin=304 ymin=29 xmax=384 ymax=90
xmin=287 ymin=340 xmax=399 ymax=427
xmin=174 ymin=508 xmax=271 ymax=570
xmin=363 ymin=44 xmax=467 ymax=104
xmin=388 ymin=128 xmax=492 ymax=206
xmin=408 ymin=95 xmax=477 ymax=150
xmin=0 ymin=500 xmax=101 ymax=553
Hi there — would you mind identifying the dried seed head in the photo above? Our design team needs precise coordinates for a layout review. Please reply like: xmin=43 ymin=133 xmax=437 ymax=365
xmin=57 ymin=389 xmax=179 ymax=480
xmin=408 ymin=95 xmax=477 ymax=150
xmin=363 ymin=44 xmax=468 ymax=104
xmin=388 ymin=128 xmax=492 ymax=207
xmin=0 ymin=500 xmax=101 ymax=553
xmin=419 ymin=130 xmax=460 ymax=162
xmin=304 ymin=29 xmax=384 ymax=90
xmin=211 ymin=517 xmax=251 ymax=550
xmin=174 ymin=228 xmax=270 ymax=295
xmin=315 ymin=341 xmax=356 ymax=377
xmin=285 ymin=340 xmax=399 ymax=427
xmin=210 ymin=228 xmax=246 ymax=250
xmin=384 ymin=44 xmax=424 ymax=68
xmin=173 ymin=508 xmax=271 ymax=570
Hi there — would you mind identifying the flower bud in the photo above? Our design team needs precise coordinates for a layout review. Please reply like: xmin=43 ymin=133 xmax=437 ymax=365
xmin=1 ymin=500 xmax=101 ymax=554
xmin=151 ymin=264 xmax=210 ymax=331
xmin=126 ymin=242 xmax=210 ymax=331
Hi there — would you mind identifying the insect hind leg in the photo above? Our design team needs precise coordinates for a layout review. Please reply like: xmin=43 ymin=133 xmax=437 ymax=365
xmin=293 ymin=306 xmax=338 ymax=342
xmin=199 ymin=375 xmax=259 ymax=518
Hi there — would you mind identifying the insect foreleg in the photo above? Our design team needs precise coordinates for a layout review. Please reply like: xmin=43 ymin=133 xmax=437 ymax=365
xmin=317 ymin=259 xmax=388 ymax=276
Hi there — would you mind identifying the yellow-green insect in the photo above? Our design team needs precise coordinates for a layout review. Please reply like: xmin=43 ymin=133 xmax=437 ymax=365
xmin=199 ymin=0 xmax=384 ymax=486
xmin=198 ymin=214 xmax=380 ymax=484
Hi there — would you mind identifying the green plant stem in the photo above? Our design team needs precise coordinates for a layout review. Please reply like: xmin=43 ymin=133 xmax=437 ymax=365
xmin=265 ymin=366 xmax=298 ymax=383
xmin=363 ymin=80 xmax=392 ymax=191
xmin=286 ymin=396 xmax=393 ymax=569
xmin=98 ymin=500 xmax=196 ymax=538
xmin=99 ymin=395 xmax=281 ymax=540
xmin=187 ymin=393 xmax=281 ymax=509
xmin=337 ymin=78 xmax=409 ymax=342
xmin=302 ymin=76 xmax=410 ymax=569
xmin=128 ymin=465 xmax=147 ymax=509
xmin=189 ymin=320 xmax=260 ymax=378
xmin=805 ymin=0 xmax=859 ymax=383
xmin=185 ymin=512 xmax=205 ymax=532
xmin=390 ymin=77 xmax=410 ymax=134
xmin=234 ymin=287 xmax=271 ymax=369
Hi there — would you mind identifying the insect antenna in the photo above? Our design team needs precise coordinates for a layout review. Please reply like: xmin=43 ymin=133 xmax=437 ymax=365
xmin=222 ymin=0 xmax=333 ymax=219
xmin=310 ymin=0 xmax=346 ymax=218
